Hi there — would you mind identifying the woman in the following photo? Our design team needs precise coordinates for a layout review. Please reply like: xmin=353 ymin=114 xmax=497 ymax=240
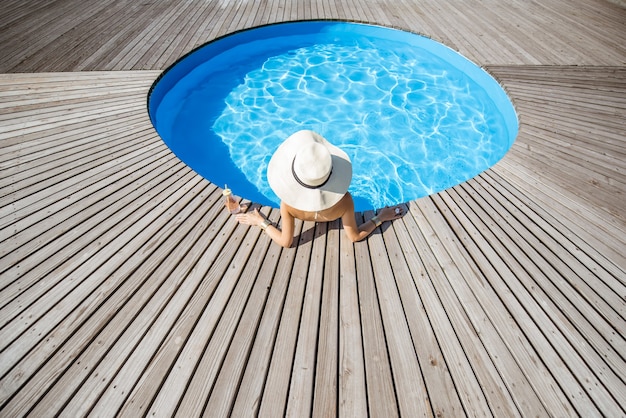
xmin=235 ymin=130 xmax=404 ymax=248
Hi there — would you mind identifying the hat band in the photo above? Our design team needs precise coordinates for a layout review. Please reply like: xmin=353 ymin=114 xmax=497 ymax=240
xmin=291 ymin=158 xmax=332 ymax=190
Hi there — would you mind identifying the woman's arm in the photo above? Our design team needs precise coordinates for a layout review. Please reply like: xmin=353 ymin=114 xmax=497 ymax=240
xmin=235 ymin=204 xmax=295 ymax=248
xmin=341 ymin=193 xmax=404 ymax=242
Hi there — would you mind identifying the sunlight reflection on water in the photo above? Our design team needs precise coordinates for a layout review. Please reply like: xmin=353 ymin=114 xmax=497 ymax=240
xmin=212 ymin=41 xmax=507 ymax=209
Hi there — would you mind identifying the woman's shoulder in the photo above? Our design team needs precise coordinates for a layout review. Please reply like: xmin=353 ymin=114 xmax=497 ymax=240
xmin=324 ymin=192 xmax=354 ymax=219
xmin=281 ymin=201 xmax=301 ymax=218
xmin=337 ymin=192 xmax=354 ymax=209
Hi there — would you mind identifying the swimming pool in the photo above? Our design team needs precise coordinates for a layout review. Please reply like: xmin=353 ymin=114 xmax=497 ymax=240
xmin=149 ymin=21 xmax=518 ymax=211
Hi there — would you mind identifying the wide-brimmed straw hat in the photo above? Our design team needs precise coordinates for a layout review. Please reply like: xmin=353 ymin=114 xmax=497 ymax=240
xmin=267 ymin=130 xmax=352 ymax=212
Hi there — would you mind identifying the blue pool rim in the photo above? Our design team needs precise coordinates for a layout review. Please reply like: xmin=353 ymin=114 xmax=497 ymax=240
xmin=147 ymin=20 xmax=519 ymax=206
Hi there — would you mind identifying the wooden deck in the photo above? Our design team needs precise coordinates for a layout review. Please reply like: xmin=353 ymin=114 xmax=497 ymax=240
xmin=0 ymin=1 xmax=625 ymax=416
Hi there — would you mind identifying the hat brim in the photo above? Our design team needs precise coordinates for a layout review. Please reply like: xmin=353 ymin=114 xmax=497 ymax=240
xmin=267 ymin=130 xmax=352 ymax=212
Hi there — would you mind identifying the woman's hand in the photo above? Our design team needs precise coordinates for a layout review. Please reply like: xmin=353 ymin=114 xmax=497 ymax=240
xmin=377 ymin=205 xmax=405 ymax=222
xmin=235 ymin=208 xmax=265 ymax=227
xmin=236 ymin=204 xmax=295 ymax=248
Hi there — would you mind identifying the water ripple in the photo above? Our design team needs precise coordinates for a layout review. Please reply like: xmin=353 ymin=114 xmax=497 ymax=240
xmin=212 ymin=40 xmax=509 ymax=209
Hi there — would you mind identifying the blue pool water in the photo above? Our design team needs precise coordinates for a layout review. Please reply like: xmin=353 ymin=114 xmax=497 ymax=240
xmin=149 ymin=21 xmax=518 ymax=211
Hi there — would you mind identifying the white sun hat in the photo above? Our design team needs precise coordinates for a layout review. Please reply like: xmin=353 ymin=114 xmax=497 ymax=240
xmin=267 ymin=130 xmax=352 ymax=212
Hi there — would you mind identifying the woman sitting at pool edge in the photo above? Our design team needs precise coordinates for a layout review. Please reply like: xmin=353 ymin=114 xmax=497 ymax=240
xmin=235 ymin=130 xmax=405 ymax=248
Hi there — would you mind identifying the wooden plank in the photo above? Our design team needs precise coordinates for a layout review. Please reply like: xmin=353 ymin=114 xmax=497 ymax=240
xmin=406 ymin=199 xmax=521 ymax=416
xmin=353 ymin=212 xmax=398 ymax=417
xmin=14 ymin=3 xmax=141 ymax=72
xmin=481 ymin=169 xmax=625 ymax=291
xmin=452 ymin=179 xmax=626 ymax=373
xmin=148 ymin=208 xmax=268 ymax=417
xmin=199 ymin=208 xmax=284 ymax=417
xmin=5 ymin=183 xmax=218 ymax=417
xmin=2 ymin=126 xmax=153 ymax=173
xmin=229 ymin=219 xmax=305 ymax=416
xmin=312 ymin=219 xmax=340 ymax=417
xmin=433 ymin=187 xmax=625 ymax=415
xmin=133 ymin=1 xmax=205 ymax=69
xmin=384 ymin=206 xmax=467 ymax=417
xmin=75 ymin=6 xmax=184 ymax=71
xmin=464 ymin=176 xmax=625 ymax=330
xmin=0 ymin=169 xmax=202 ymax=378
xmin=365 ymin=212 xmax=432 ymax=417
xmin=0 ymin=120 xmax=152 ymax=194
xmin=285 ymin=221 xmax=328 ymax=417
xmin=0 ymin=100 xmax=143 ymax=139
xmin=106 ymin=206 xmax=245 ymax=416
xmin=206 ymin=0 xmax=246 ymax=43
xmin=502 ymin=144 xmax=626 ymax=216
xmin=462 ymin=177 xmax=625 ymax=338
xmin=156 ymin=1 xmax=220 ymax=68
xmin=0 ymin=0 xmax=622 ymax=72
xmin=0 ymin=134 xmax=165 ymax=230
xmin=0 ymin=108 xmax=150 ymax=152
xmin=0 ymin=152 xmax=182 ymax=322
xmin=108 ymin=1 xmax=189 ymax=71
xmin=0 ymin=86 xmax=148 ymax=110
xmin=254 ymin=0 xmax=278 ymax=27
xmin=185 ymin=2 xmax=238 ymax=53
xmin=492 ymin=158 xmax=626 ymax=272
xmin=0 ymin=121 xmax=156 ymax=200
xmin=336 ymin=219 xmax=368 ymax=417
xmin=227 ymin=0 xmax=260 ymax=34
xmin=426 ymin=190 xmax=578 ymax=416
xmin=420 ymin=190 xmax=553 ymax=417
xmin=256 ymin=220 xmax=316 ymax=417
xmin=517 ymin=126 xmax=626 ymax=187
xmin=0 ymin=2 xmax=105 ymax=70
xmin=0 ymin=0 xmax=46 ymax=35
